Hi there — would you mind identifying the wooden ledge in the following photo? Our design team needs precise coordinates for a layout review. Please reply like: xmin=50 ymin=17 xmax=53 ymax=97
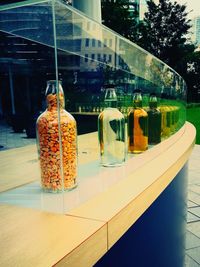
xmin=0 ymin=122 xmax=196 ymax=266
xmin=67 ymin=122 xmax=196 ymax=248
xmin=0 ymin=204 xmax=107 ymax=267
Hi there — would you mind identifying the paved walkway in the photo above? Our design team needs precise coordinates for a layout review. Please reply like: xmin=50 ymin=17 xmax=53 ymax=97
xmin=0 ymin=121 xmax=35 ymax=150
xmin=186 ymin=145 xmax=200 ymax=266
xmin=0 ymin=121 xmax=200 ymax=266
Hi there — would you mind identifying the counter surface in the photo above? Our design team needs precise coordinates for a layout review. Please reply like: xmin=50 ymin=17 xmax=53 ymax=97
xmin=0 ymin=122 xmax=196 ymax=266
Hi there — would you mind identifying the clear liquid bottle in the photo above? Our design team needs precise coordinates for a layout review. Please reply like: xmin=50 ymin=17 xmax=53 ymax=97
xmin=128 ymin=90 xmax=148 ymax=153
xmin=147 ymin=93 xmax=161 ymax=144
xmin=98 ymin=87 xmax=126 ymax=166
xmin=36 ymin=80 xmax=77 ymax=192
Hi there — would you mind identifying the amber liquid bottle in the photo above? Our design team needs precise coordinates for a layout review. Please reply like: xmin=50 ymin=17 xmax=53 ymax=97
xmin=159 ymin=105 xmax=171 ymax=138
xmin=128 ymin=91 xmax=148 ymax=153
xmin=147 ymin=94 xmax=161 ymax=144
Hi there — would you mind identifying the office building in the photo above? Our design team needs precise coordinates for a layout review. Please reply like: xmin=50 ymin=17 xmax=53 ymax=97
xmin=192 ymin=16 xmax=200 ymax=45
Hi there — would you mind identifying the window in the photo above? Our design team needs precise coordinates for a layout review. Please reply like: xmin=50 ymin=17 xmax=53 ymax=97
xmin=104 ymin=38 xmax=107 ymax=47
xmin=85 ymin=38 xmax=89 ymax=47
xmin=97 ymin=53 xmax=101 ymax=61
xmin=91 ymin=54 xmax=95 ymax=61
xmin=103 ymin=54 xmax=107 ymax=62
xmin=109 ymin=39 xmax=112 ymax=47
xmin=74 ymin=56 xmax=80 ymax=65
xmin=98 ymin=40 xmax=101 ymax=47
xmin=92 ymin=39 xmax=95 ymax=47
xmin=85 ymin=54 xmax=88 ymax=62
xmin=108 ymin=54 xmax=112 ymax=62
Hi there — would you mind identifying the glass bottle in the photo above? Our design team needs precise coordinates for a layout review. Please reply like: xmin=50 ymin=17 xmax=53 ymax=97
xmin=159 ymin=105 xmax=171 ymax=138
xmin=147 ymin=93 xmax=161 ymax=145
xmin=128 ymin=90 xmax=148 ymax=153
xmin=36 ymin=80 xmax=77 ymax=192
xmin=98 ymin=87 xmax=126 ymax=166
xmin=169 ymin=105 xmax=175 ymax=133
xmin=174 ymin=105 xmax=179 ymax=131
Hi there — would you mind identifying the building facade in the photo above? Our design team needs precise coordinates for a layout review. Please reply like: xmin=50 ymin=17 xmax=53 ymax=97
xmin=192 ymin=16 xmax=200 ymax=45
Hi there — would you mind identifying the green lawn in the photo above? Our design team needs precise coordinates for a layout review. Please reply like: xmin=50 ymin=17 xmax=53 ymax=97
xmin=186 ymin=107 xmax=200 ymax=144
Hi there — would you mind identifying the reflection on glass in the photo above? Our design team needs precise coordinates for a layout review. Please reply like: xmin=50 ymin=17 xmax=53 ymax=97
xmin=36 ymin=81 xmax=77 ymax=192
xmin=0 ymin=0 xmax=187 ymax=139
xmin=0 ymin=0 xmax=188 ymax=216
xmin=98 ymin=87 xmax=126 ymax=166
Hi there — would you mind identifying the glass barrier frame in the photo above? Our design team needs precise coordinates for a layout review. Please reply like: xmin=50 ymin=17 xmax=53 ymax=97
xmin=0 ymin=0 xmax=187 ymax=214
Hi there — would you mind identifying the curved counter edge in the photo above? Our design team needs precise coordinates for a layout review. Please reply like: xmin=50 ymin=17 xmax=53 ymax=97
xmin=67 ymin=122 xmax=196 ymax=248
xmin=0 ymin=122 xmax=196 ymax=267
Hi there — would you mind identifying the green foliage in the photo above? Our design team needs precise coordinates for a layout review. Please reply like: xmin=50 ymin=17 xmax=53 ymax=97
xmin=140 ymin=0 xmax=191 ymax=68
xmin=101 ymin=0 xmax=139 ymax=40
xmin=134 ymin=0 xmax=200 ymax=103
xmin=101 ymin=0 xmax=200 ymax=102
xmin=185 ymin=51 xmax=200 ymax=102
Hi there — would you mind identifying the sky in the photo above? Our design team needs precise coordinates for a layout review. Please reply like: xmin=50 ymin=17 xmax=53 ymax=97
xmin=175 ymin=0 xmax=200 ymax=19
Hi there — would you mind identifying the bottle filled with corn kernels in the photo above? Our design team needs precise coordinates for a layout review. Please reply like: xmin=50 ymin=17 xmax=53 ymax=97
xmin=147 ymin=93 xmax=161 ymax=145
xmin=36 ymin=80 xmax=77 ymax=192
xmin=98 ymin=87 xmax=126 ymax=166
xmin=128 ymin=90 xmax=148 ymax=153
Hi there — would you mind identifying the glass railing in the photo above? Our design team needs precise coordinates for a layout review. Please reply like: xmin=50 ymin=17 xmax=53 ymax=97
xmin=0 ymin=0 xmax=187 ymax=213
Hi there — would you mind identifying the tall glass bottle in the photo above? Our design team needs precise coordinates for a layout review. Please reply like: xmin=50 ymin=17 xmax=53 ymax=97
xmin=147 ymin=93 xmax=161 ymax=144
xmin=98 ymin=87 xmax=126 ymax=166
xmin=128 ymin=90 xmax=148 ymax=153
xmin=36 ymin=80 xmax=77 ymax=192
xmin=159 ymin=105 xmax=171 ymax=138
xmin=169 ymin=106 xmax=175 ymax=133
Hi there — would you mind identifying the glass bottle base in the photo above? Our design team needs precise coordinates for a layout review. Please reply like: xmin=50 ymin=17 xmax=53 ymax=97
xmin=101 ymin=161 xmax=125 ymax=167
xmin=41 ymin=182 xmax=78 ymax=193
xmin=128 ymin=148 xmax=148 ymax=154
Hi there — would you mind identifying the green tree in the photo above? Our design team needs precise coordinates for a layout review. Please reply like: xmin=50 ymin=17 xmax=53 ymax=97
xmin=139 ymin=0 xmax=191 ymax=71
xmin=137 ymin=0 xmax=200 ymax=103
xmin=183 ymin=51 xmax=200 ymax=102
xmin=101 ymin=0 xmax=139 ymax=40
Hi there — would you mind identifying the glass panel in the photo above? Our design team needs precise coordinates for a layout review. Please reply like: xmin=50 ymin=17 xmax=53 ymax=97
xmin=52 ymin=0 xmax=186 ymax=135
xmin=0 ymin=0 xmax=65 ymax=213
xmin=0 ymin=0 xmax=187 ymax=214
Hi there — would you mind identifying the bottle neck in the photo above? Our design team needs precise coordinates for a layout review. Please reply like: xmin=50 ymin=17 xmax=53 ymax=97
xmin=45 ymin=80 xmax=65 ymax=111
xmin=105 ymin=99 xmax=117 ymax=108
xmin=46 ymin=93 xmax=65 ymax=111
xmin=104 ymin=87 xmax=118 ymax=108
xmin=149 ymin=95 xmax=158 ymax=109
xmin=133 ymin=93 xmax=142 ymax=108
xmin=133 ymin=100 xmax=142 ymax=108
xmin=149 ymin=101 xmax=157 ymax=109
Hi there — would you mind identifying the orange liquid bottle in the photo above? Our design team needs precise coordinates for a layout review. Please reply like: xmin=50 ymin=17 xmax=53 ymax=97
xmin=128 ymin=90 xmax=148 ymax=153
